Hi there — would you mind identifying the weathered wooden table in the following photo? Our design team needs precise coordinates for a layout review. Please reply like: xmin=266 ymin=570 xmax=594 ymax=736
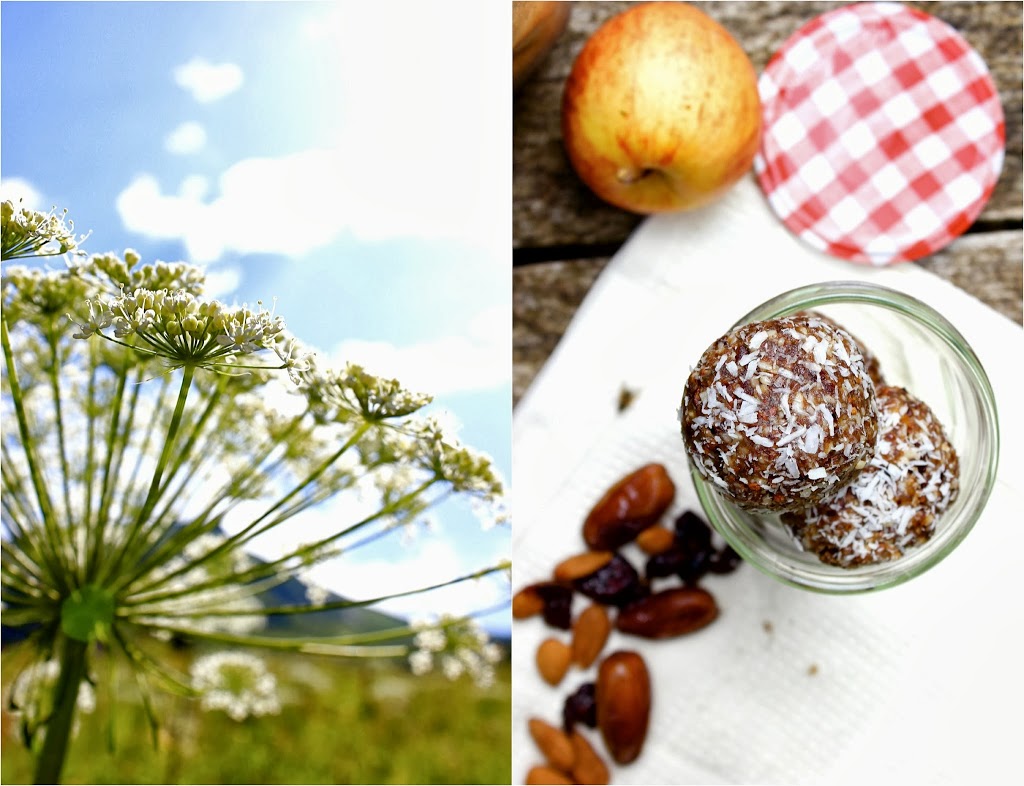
xmin=513 ymin=1 xmax=1023 ymax=407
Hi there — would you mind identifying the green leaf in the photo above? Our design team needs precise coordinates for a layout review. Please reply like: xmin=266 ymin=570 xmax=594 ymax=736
xmin=61 ymin=584 xmax=115 ymax=642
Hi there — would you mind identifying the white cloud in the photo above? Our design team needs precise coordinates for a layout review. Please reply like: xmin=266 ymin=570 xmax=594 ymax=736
xmin=202 ymin=266 xmax=241 ymax=299
xmin=117 ymin=5 xmax=506 ymax=261
xmin=0 ymin=177 xmax=43 ymax=208
xmin=330 ymin=303 xmax=511 ymax=396
xmin=164 ymin=121 xmax=207 ymax=155
xmin=173 ymin=57 xmax=244 ymax=103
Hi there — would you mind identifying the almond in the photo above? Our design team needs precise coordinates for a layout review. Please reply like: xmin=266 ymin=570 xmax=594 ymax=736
xmin=570 ymin=730 xmax=611 ymax=785
xmin=528 ymin=717 xmax=576 ymax=773
xmin=635 ymin=524 xmax=676 ymax=555
xmin=615 ymin=586 xmax=718 ymax=639
xmin=525 ymin=765 xmax=574 ymax=785
xmin=583 ymin=463 xmax=676 ymax=550
xmin=513 ymin=585 xmax=545 ymax=619
xmin=596 ymin=650 xmax=651 ymax=765
xmin=553 ymin=550 xmax=614 ymax=582
xmin=571 ymin=604 xmax=611 ymax=669
xmin=536 ymin=637 xmax=572 ymax=686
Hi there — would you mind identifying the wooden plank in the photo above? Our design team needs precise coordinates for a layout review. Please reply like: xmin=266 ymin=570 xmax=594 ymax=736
xmin=513 ymin=1 xmax=1023 ymax=250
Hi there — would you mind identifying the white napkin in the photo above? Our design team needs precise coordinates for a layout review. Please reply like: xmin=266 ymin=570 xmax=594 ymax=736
xmin=512 ymin=174 xmax=1023 ymax=785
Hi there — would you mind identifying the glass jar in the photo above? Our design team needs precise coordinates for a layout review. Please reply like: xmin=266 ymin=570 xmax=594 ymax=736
xmin=689 ymin=281 xmax=999 ymax=593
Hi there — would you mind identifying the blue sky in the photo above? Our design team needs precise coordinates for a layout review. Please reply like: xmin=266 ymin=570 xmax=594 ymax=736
xmin=1 ymin=1 xmax=511 ymax=633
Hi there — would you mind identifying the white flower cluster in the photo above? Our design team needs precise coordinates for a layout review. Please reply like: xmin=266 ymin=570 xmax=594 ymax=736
xmin=76 ymin=251 xmax=206 ymax=296
xmin=302 ymin=362 xmax=433 ymax=422
xmin=70 ymin=287 xmax=289 ymax=369
xmin=189 ymin=651 xmax=281 ymax=721
xmin=1 ymin=199 xmax=86 ymax=260
xmin=407 ymin=615 xmax=503 ymax=689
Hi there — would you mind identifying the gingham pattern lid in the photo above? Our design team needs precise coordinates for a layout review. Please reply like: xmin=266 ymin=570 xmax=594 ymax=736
xmin=754 ymin=2 xmax=1005 ymax=265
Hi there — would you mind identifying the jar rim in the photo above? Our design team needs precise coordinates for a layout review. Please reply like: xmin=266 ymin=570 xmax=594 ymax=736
xmin=690 ymin=281 xmax=1000 ymax=594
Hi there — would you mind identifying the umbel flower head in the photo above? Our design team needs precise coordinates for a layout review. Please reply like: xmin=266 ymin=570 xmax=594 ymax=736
xmin=1 ymin=199 xmax=88 ymax=261
xmin=189 ymin=651 xmax=281 ymax=721
xmin=408 ymin=614 xmax=504 ymax=688
xmin=1 ymin=209 xmax=510 ymax=784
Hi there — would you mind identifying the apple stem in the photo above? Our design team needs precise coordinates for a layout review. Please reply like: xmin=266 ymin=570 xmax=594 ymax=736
xmin=616 ymin=166 xmax=655 ymax=184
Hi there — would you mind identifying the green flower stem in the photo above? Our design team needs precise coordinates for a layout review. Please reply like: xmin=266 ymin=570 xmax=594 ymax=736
xmin=122 ymin=476 xmax=440 ymax=607
xmin=1 ymin=317 xmax=72 ymax=594
xmin=1 ymin=540 xmax=56 ymax=598
xmin=116 ymin=381 xmax=226 ymax=571
xmin=126 ymin=619 xmax=410 ymax=659
xmin=0 ymin=445 xmax=54 ymax=573
xmin=110 ymin=623 xmax=195 ymax=697
xmin=45 ymin=330 xmax=77 ymax=577
xmin=122 ymin=562 xmax=509 ymax=620
xmin=33 ymin=636 xmax=87 ymax=786
xmin=85 ymin=363 xmax=133 ymax=583
xmin=311 ymin=601 xmax=509 ymax=648
xmin=81 ymin=340 xmax=101 ymax=569
xmin=115 ymin=370 xmax=171 ymax=521
xmin=109 ymin=412 xmax=310 ymax=594
xmin=99 ymin=365 xmax=195 ymax=586
xmin=120 ymin=419 xmax=374 ymax=597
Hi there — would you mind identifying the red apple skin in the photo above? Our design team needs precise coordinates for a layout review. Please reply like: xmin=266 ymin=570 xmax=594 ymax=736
xmin=561 ymin=1 xmax=762 ymax=214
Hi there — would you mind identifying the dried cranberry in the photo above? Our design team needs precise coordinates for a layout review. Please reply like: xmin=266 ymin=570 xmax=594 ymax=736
xmin=562 ymin=681 xmax=597 ymax=731
xmin=534 ymin=582 xmax=574 ymax=630
xmin=674 ymin=510 xmax=713 ymax=551
xmin=573 ymin=554 xmax=647 ymax=607
xmin=678 ymin=548 xmax=713 ymax=584
xmin=708 ymin=544 xmax=742 ymax=574
xmin=645 ymin=548 xmax=688 ymax=580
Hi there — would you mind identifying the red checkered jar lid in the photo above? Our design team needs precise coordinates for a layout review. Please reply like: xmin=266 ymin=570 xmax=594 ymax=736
xmin=754 ymin=2 xmax=1005 ymax=265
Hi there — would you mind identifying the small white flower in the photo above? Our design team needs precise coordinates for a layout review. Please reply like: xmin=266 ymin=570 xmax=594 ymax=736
xmin=190 ymin=651 xmax=281 ymax=721
xmin=408 ymin=650 xmax=433 ymax=676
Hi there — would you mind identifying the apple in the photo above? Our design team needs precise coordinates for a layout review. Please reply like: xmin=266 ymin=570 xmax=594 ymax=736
xmin=513 ymin=1 xmax=572 ymax=92
xmin=561 ymin=2 xmax=761 ymax=214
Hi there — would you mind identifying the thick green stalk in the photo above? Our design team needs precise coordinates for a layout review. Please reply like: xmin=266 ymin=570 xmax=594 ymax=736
xmin=33 ymin=637 xmax=87 ymax=785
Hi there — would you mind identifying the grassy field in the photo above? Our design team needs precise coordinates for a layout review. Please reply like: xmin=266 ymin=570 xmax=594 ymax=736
xmin=1 ymin=642 xmax=511 ymax=784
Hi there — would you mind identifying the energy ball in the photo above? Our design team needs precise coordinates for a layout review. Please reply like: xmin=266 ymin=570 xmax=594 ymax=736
xmin=782 ymin=385 xmax=960 ymax=567
xmin=681 ymin=314 xmax=879 ymax=511
xmin=798 ymin=311 xmax=885 ymax=389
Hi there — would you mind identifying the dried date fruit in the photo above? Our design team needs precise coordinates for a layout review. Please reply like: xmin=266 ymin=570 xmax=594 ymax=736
xmin=596 ymin=650 xmax=651 ymax=765
xmin=553 ymin=550 xmax=614 ymax=583
xmin=562 ymin=681 xmax=598 ymax=732
xmin=570 ymin=730 xmax=611 ymax=785
xmin=528 ymin=717 xmax=576 ymax=773
xmin=536 ymin=637 xmax=573 ymax=686
xmin=615 ymin=587 xmax=718 ymax=639
xmin=583 ymin=464 xmax=676 ymax=550
xmin=573 ymin=554 xmax=647 ymax=607
xmin=571 ymin=603 xmax=612 ymax=669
